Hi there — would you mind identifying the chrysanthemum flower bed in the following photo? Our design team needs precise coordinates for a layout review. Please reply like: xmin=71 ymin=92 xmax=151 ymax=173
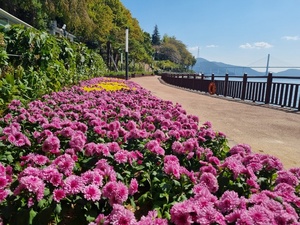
xmin=0 ymin=77 xmax=300 ymax=225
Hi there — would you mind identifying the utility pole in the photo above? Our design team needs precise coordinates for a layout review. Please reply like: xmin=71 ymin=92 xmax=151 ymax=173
xmin=125 ymin=27 xmax=129 ymax=80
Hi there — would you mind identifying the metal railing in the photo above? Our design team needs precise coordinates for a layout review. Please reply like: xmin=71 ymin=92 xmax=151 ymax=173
xmin=161 ymin=73 xmax=300 ymax=111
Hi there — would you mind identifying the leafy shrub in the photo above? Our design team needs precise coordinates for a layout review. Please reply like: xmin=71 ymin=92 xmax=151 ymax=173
xmin=0 ymin=25 xmax=107 ymax=115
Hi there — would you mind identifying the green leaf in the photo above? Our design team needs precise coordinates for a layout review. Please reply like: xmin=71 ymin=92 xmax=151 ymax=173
xmin=29 ymin=208 xmax=37 ymax=224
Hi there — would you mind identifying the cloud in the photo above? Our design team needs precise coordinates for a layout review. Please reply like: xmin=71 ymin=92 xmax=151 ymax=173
xmin=282 ymin=36 xmax=300 ymax=41
xmin=206 ymin=44 xmax=218 ymax=48
xmin=239 ymin=42 xmax=273 ymax=49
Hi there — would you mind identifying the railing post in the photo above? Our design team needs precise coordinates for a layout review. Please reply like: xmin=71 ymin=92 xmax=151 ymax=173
xmin=241 ymin=73 xmax=247 ymax=100
xmin=211 ymin=73 xmax=215 ymax=82
xmin=201 ymin=74 xmax=204 ymax=80
xmin=224 ymin=73 xmax=229 ymax=97
xmin=265 ymin=72 xmax=273 ymax=104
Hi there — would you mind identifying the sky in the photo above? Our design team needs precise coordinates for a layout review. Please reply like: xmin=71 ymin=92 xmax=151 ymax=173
xmin=121 ymin=0 xmax=300 ymax=71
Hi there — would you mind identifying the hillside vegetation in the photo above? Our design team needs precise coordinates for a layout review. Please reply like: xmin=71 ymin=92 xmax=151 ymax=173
xmin=1 ymin=0 xmax=195 ymax=72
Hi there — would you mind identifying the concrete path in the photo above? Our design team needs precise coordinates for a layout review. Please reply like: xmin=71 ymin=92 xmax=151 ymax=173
xmin=132 ymin=76 xmax=300 ymax=169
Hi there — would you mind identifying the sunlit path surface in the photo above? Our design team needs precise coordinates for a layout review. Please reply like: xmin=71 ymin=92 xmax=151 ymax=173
xmin=133 ymin=76 xmax=300 ymax=169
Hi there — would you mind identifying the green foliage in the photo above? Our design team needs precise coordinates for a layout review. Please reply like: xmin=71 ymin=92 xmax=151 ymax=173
xmin=151 ymin=25 xmax=161 ymax=46
xmin=0 ymin=25 xmax=106 ymax=114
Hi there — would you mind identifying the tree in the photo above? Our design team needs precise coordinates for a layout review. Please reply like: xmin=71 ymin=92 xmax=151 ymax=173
xmin=156 ymin=35 xmax=196 ymax=72
xmin=151 ymin=25 xmax=161 ymax=46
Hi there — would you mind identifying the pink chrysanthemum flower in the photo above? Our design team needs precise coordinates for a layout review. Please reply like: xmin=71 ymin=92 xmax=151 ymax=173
xmin=52 ymin=154 xmax=75 ymax=176
xmin=42 ymin=135 xmax=60 ymax=154
xmin=69 ymin=131 xmax=86 ymax=151
xmin=114 ymin=150 xmax=129 ymax=164
xmin=53 ymin=189 xmax=66 ymax=202
xmin=129 ymin=178 xmax=138 ymax=195
xmin=170 ymin=201 xmax=194 ymax=225
xmin=138 ymin=210 xmax=168 ymax=225
xmin=107 ymin=142 xmax=121 ymax=153
xmin=17 ymin=175 xmax=45 ymax=201
xmin=247 ymin=205 xmax=274 ymax=224
xmin=217 ymin=190 xmax=241 ymax=213
xmin=81 ymin=169 xmax=103 ymax=186
xmin=164 ymin=155 xmax=181 ymax=179
xmin=172 ymin=141 xmax=185 ymax=154
xmin=275 ymin=170 xmax=299 ymax=186
xmin=64 ymin=175 xmax=84 ymax=195
xmin=83 ymin=184 xmax=101 ymax=202
xmin=107 ymin=204 xmax=137 ymax=225
xmin=102 ymin=181 xmax=128 ymax=205
xmin=0 ymin=189 xmax=10 ymax=202
xmin=41 ymin=166 xmax=63 ymax=187
xmin=199 ymin=172 xmax=219 ymax=193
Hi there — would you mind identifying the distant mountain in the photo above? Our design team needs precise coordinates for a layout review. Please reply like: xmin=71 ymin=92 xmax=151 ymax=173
xmin=275 ymin=69 xmax=300 ymax=76
xmin=193 ymin=57 xmax=264 ymax=76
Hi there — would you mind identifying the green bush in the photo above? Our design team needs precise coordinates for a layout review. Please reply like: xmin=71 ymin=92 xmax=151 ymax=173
xmin=0 ymin=25 xmax=107 ymax=115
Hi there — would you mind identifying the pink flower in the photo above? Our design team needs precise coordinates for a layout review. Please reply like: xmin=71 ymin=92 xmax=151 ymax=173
xmin=217 ymin=191 xmax=240 ymax=213
xmin=53 ymin=189 xmax=66 ymax=202
xmin=247 ymin=205 xmax=273 ymax=224
xmin=114 ymin=150 xmax=128 ymax=164
xmin=17 ymin=175 xmax=45 ymax=201
xmin=41 ymin=167 xmax=63 ymax=187
xmin=129 ymin=178 xmax=138 ymax=195
xmin=107 ymin=204 xmax=137 ymax=225
xmin=69 ymin=131 xmax=86 ymax=151
xmin=276 ymin=170 xmax=298 ymax=186
xmin=146 ymin=140 xmax=165 ymax=155
xmin=0 ymin=190 xmax=9 ymax=202
xmin=229 ymin=144 xmax=252 ymax=156
xmin=199 ymin=172 xmax=219 ymax=193
xmin=42 ymin=135 xmax=60 ymax=154
xmin=102 ymin=181 xmax=128 ymax=205
xmin=172 ymin=141 xmax=184 ymax=154
xmin=164 ymin=155 xmax=181 ymax=179
xmin=107 ymin=142 xmax=121 ymax=153
xmin=81 ymin=170 xmax=103 ymax=186
xmin=64 ymin=175 xmax=84 ymax=195
xmin=52 ymin=154 xmax=75 ymax=176
xmin=83 ymin=185 xmax=101 ymax=201
xmin=170 ymin=201 xmax=194 ymax=225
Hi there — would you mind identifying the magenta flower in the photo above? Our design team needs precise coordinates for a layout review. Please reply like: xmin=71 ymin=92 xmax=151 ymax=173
xmin=199 ymin=172 xmax=219 ymax=193
xmin=138 ymin=210 xmax=168 ymax=225
xmin=42 ymin=135 xmax=60 ymax=154
xmin=41 ymin=167 xmax=63 ymax=187
xmin=129 ymin=178 xmax=138 ymax=195
xmin=106 ymin=204 xmax=137 ymax=225
xmin=52 ymin=154 xmax=75 ymax=176
xmin=69 ymin=131 xmax=86 ymax=151
xmin=170 ymin=201 xmax=194 ymax=225
xmin=53 ymin=189 xmax=66 ymax=202
xmin=107 ymin=142 xmax=121 ymax=153
xmin=102 ymin=181 xmax=128 ymax=205
xmin=81 ymin=169 xmax=103 ymax=186
xmin=275 ymin=170 xmax=298 ymax=186
xmin=114 ymin=150 xmax=129 ymax=164
xmin=217 ymin=190 xmax=240 ymax=213
xmin=16 ymin=175 xmax=45 ymax=201
xmin=64 ymin=175 xmax=84 ymax=195
xmin=0 ymin=190 xmax=9 ymax=202
xmin=83 ymin=184 xmax=101 ymax=202
xmin=164 ymin=155 xmax=181 ymax=179
xmin=172 ymin=141 xmax=185 ymax=154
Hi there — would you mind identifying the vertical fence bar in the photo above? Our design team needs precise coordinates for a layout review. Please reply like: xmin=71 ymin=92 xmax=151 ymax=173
xmin=241 ymin=73 xmax=248 ymax=100
xmin=224 ymin=73 xmax=229 ymax=97
xmin=265 ymin=72 xmax=273 ymax=104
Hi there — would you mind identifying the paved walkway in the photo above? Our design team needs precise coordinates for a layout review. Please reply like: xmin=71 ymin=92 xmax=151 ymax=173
xmin=132 ymin=76 xmax=300 ymax=169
